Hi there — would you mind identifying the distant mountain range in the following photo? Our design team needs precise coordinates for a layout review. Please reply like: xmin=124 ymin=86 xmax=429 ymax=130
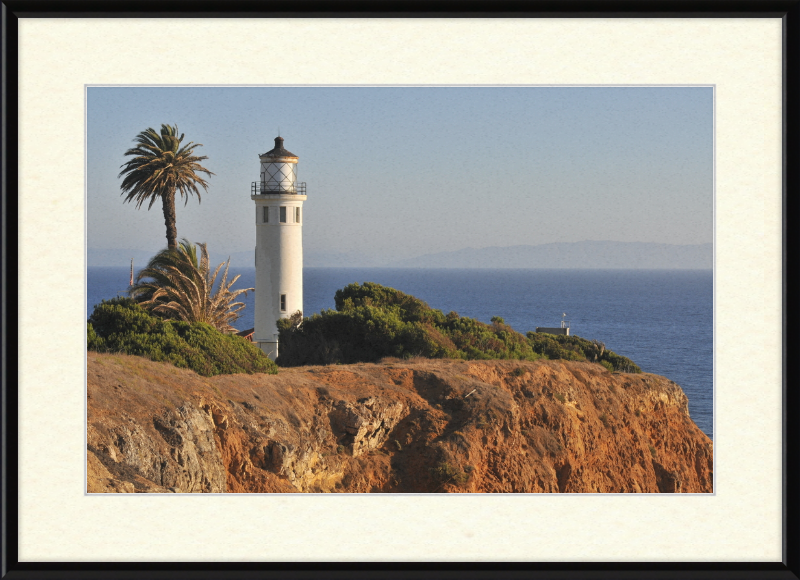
xmin=304 ymin=251 xmax=384 ymax=268
xmin=388 ymin=241 xmax=712 ymax=269
xmin=89 ymin=241 xmax=712 ymax=270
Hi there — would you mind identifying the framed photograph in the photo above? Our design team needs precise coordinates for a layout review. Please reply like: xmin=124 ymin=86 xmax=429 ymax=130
xmin=3 ymin=2 xmax=794 ymax=578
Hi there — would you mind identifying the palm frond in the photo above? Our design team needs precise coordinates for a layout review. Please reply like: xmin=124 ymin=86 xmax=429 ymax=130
xmin=119 ymin=123 xmax=214 ymax=212
xmin=129 ymin=239 xmax=253 ymax=333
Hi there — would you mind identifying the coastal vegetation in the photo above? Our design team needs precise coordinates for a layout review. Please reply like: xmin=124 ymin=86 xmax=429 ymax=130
xmin=525 ymin=332 xmax=641 ymax=373
xmin=87 ymin=239 xmax=265 ymax=376
xmin=130 ymin=239 xmax=252 ymax=333
xmin=276 ymin=282 xmax=641 ymax=372
xmin=87 ymin=297 xmax=277 ymax=376
xmin=118 ymin=124 xmax=213 ymax=249
xmin=87 ymin=278 xmax=638 ymax=377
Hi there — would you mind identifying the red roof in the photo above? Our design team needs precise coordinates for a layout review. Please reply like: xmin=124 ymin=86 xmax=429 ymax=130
xmin=236 ymin=328 xmax=254 ymax=341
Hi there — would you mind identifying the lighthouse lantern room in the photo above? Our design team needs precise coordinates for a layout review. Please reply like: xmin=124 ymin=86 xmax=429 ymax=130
xmin=251 ymin=136 xmax=307 ymax=360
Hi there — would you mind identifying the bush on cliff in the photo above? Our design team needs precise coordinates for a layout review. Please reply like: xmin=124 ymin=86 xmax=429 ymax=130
xmin=87 ymin=297 xmax=277 ymax=376
xmin=525 ymin=331 xmax=641 ymax=373
xmin=277 ymin=282 xmax=543 ymax=366
xmin=277 ymin=282 xmax=642 ymax=371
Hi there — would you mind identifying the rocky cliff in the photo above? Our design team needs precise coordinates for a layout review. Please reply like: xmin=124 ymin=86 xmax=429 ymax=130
xmin=87 ymin=352 xmax=713 ymax=493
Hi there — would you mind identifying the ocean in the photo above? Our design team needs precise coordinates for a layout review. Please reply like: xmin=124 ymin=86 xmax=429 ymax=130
xmin=87 ymin=267 xmax=713 ymax=439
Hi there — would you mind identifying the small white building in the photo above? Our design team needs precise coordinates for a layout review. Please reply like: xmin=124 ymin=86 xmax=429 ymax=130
xmin=536 ymin=314 xmax=570 ymax=336
xmin=251 ymin=136 xmax=307 ymax=359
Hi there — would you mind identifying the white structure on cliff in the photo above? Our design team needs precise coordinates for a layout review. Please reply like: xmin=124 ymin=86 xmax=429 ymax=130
xmin=251 ymin=136 xmax=307 ymax=359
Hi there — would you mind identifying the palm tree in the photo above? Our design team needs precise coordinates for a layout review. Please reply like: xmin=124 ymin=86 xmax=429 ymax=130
xmin=118 ymin=124 xmax=213 ymax=249
xmin=130 ymin=239 xmax=252 ymax=333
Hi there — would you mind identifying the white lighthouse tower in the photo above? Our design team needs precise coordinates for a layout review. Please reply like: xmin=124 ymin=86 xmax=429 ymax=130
xmin=251 ymin=136 xmax=307 ymax=359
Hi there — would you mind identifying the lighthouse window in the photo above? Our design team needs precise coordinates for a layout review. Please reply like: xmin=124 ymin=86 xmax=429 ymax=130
xmin=295 ymin=207 xmax=301 ymax=223
xmin=263 ymin=206 xmax=269 ymax=223
xmin=280 ymin=206 xmax=287 ymax=223
xmin=280 ymin=294 xmax=287 ymax=311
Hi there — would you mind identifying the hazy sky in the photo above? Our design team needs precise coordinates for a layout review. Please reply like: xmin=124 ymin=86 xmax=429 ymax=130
xmin=87 ymin=86 xmax=713 ymax=263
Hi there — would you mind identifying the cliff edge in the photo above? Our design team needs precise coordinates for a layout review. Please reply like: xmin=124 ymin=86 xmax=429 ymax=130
xmin=87 ymin=352 xmax=713 ymax=493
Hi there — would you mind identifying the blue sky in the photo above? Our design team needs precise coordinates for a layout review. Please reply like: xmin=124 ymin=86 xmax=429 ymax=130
xmin=87 ymin=86 xmax=713 ymax=264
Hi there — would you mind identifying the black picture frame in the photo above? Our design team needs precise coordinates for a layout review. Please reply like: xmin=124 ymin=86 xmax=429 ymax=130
xmin=1 ymin=1 xmax=795 ymax=579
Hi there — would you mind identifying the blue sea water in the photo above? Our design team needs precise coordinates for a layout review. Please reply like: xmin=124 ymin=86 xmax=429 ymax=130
xmin=87 ymin=267 xmax=713 ymax=438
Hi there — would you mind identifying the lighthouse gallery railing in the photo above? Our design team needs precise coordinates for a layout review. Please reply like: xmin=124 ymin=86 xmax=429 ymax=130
xmin=251 ymin=182 xmax=307 ymax=195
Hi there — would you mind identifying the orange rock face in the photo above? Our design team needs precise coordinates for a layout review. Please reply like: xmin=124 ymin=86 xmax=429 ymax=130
xmin=87 ymin=352 xmax=712 ymax=493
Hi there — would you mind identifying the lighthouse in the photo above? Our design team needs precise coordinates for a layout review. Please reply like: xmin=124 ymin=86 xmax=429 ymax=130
xmin=251 ymin=136 xmax=307 ymax=359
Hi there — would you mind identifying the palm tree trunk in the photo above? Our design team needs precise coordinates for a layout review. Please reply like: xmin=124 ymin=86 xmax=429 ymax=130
xmin=161 ymin=192 xmax=178 ymax=249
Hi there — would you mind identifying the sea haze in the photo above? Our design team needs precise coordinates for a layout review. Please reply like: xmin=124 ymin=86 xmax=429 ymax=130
xmin=389 ymin=241 xmax=712 ymax=269
xmin=87 ymin=267 xmax=713 ymax=439
xmin=87 ymin=241 xmax=712 ymax=269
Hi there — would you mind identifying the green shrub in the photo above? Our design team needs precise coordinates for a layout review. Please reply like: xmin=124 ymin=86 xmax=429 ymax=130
xmin=277 ymin=282 xmax=545 ymax=367
xmin=554 ymin=392 xmax=566 ymax=403
xmin=602 ymin=350 xmax=642 ymax=373
xmin=87 ymin=322 xmax=105 ymax=350
xmin=275 ymin=282 xmax=641 ymax=372
xmin=87 ymin=297 xmax=277 ymax=376
xmin=526 ymin=331 xmax=640 ymax=373
xmin=525 ymin=332 xmax=585 ymax=361
xmin=430 ymin=461 xmax=469 ymax=486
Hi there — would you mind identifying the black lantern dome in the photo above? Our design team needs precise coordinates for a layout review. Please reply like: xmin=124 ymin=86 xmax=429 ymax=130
xmin=260 ymin=136 xmax=298 ymax=159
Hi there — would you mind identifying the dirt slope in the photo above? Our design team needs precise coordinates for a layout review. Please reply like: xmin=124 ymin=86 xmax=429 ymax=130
xmin=87 ymin=352 xmax=713 ymax=493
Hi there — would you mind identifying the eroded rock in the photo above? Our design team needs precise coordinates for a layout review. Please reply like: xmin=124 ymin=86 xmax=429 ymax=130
xmin=329 ymin=397 xmax=406 ymax=457
xmin=87 ymin=353 xmax=713 ymax=493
